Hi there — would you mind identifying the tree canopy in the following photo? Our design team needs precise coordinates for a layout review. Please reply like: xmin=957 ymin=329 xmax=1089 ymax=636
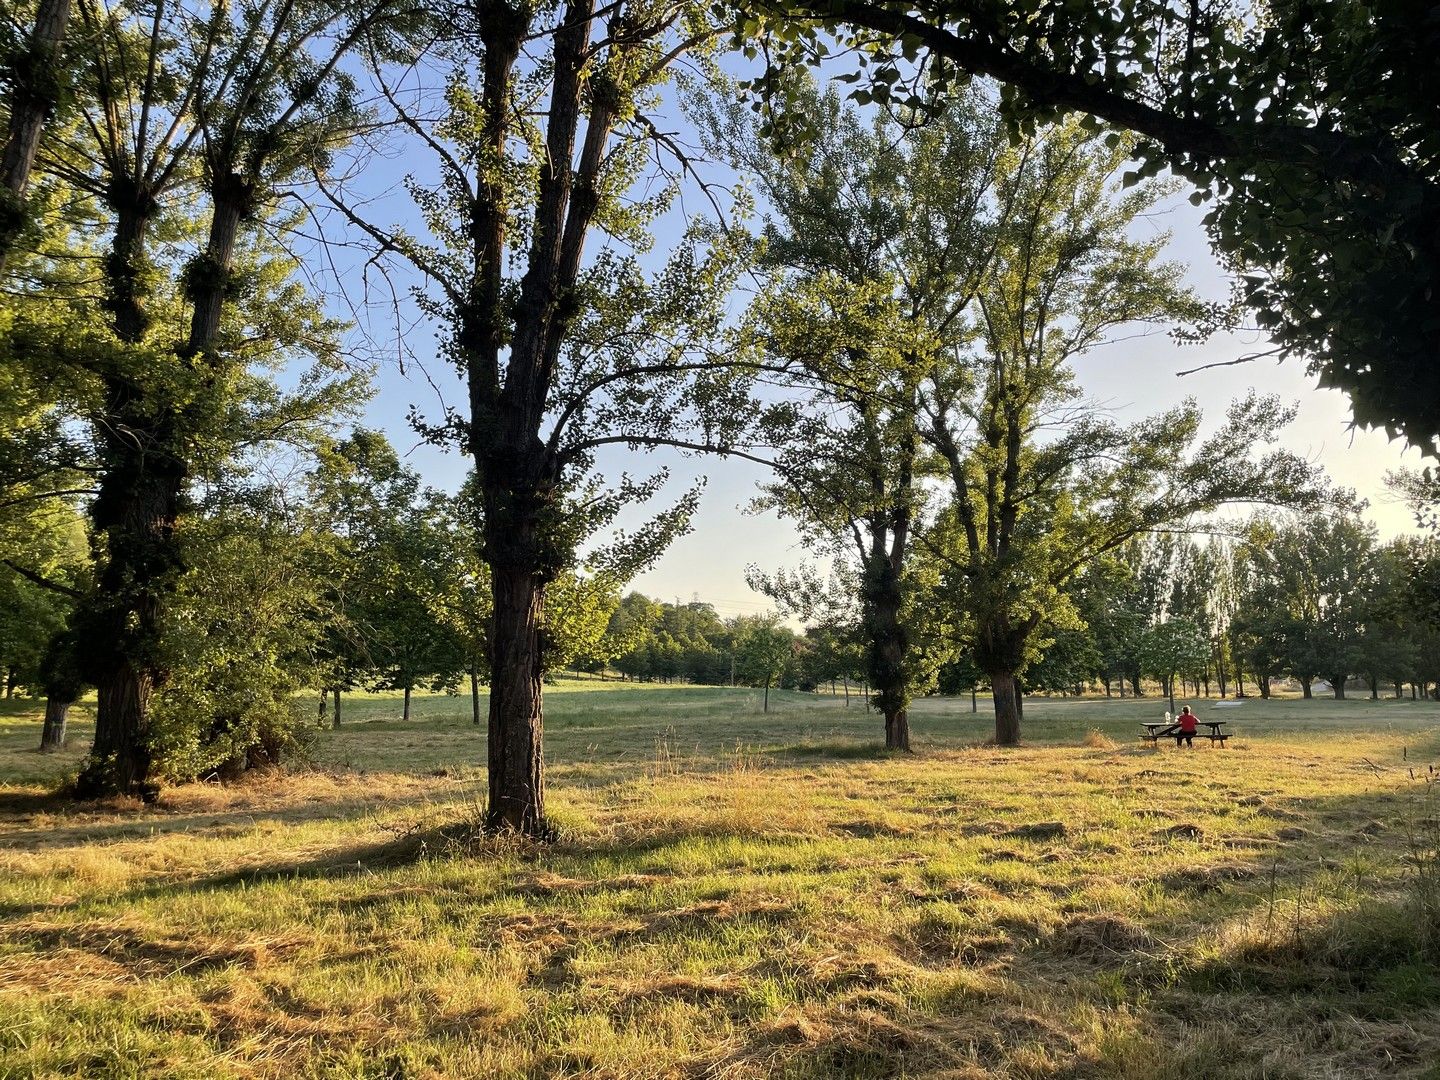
xmin=743 ymin=0 xmax=1440 ymax=453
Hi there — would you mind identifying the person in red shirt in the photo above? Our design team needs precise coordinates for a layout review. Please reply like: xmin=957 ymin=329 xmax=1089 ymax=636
xmin=1175 ymin=705 xmax=1198 ymax=747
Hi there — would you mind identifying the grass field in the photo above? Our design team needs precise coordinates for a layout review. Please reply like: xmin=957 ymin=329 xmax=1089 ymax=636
xmin=1 ymin=685 xmax=1438 ymax=1078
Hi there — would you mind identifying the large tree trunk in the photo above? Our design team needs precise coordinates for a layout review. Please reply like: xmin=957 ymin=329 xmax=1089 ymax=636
xmin=332 ymin=688 xmax=342 ymax=729
xmin=470 ymin=665 xmax=482 ymax=726
xmin=38 ymin=696 xmax=70 ymax=751
xmin=81 ymin=665 xmax=157 ymax=798
xmin=990 ymin=670 xmax=1021 ymax=746
xmin=1300 ymin=677 xmax=1312 ymax=699
xmin=484 ymin=560 xmax=548 ymax=836
xmin=1332 ymin=677 xmax=1347 ymax=700
xmin=0 ymin=0 xmax=72 ymax=268
xmin=76 ymin=397 xmax=183 ymax=801
xmin=1258 ymin=674 xmax=1270 ymax=698
xmin=74 ymin=193 xmax=184 ymax=800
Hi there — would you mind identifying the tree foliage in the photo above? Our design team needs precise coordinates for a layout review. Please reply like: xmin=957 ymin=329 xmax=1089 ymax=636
xmin=744 ymin=0 xmax=1440 ymax=453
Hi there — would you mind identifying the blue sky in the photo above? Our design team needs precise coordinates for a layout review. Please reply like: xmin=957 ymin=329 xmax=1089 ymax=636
xmin=321 ymin=74 xmax=1429 ymax=618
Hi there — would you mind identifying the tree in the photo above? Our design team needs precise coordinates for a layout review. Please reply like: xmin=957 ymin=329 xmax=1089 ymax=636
xmin=921 ymin=121 xmax=1316 ymax=744
xmin=308 ymin=431 xmax=461 ymax=724
xmin=1073 ymin=551 xmax=1146 ymax=698
xmin=9 ymin=0 xmax=400 ymax=799
xmin=332 ymin=0 xmax=760 ymax=836
xmin=148 ymin=484 xmax=336 ymax=780
xmin=748 ymin=0 xmax=1440 ymax=454
xmin=1138 ymin=618 xmax=1210 ymax=716
xmin=713 ymin=81 xmax=1004 ymax=750
xmin=734 ymin=616 xmax=795 ymax=713
xmin=1356 ymin=541 xmax=1420 ymax=700
xmin=1236 ymin=510 xmax=1378 ymax=700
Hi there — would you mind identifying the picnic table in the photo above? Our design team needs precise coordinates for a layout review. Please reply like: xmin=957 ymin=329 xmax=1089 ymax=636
xmin=1139 ymin=719 xmax=1229 ymax=747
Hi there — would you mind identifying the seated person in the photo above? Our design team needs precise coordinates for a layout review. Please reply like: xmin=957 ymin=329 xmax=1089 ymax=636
xmin=1174 ymin=705 xmax=1198 ymax=747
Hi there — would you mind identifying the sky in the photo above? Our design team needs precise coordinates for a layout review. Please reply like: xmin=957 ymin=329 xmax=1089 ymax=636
xmin=326 ymin=77 xmax=1431 ymax=620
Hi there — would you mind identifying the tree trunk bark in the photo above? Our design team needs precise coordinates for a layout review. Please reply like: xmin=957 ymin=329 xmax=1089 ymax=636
xmin=470 ymin=665 xmax=481 ymax=726
xmin=402 ymin=683 xmax=412 ymax=721
xmin=332 ymin=688 xmax=342 ymax=729
xmin=1301 ymin=678 xmax=1312 ymax=699
xmin=484 ymin=561 xmax=549 ymax=837
xmin=763 ymin=676 xmax=770 ymax=713
xmin=0 ymin=0 xmax=72 ymax=269
xmin=1333 ymin=678 xmax=1346 ymax=700
xmin=80 ymin=666 xmax=157 ymax=799
xmin=862 ymin=520 xmax=912 ymax=752
xmin=76 ymin=391 xmax=182 ymax=802
xmin=39 ymin=695 xmax=70 ymax=751
xmin=884 ymin=706 xmax=909 ymax=750
xmin=318 ymin=688 xmax=328 ymax=723
xmin=971 ymin=687 xmax=977 ymax=712
xmin=74 ymin=194 xmax=183 ymax=801
xmin=991 ymin=670 xmax=1021 ymax=746
xmin=842 ymin=675 xmax=849 ymax=705
xmin=1218 ymin=660 xmax=1228 ymax=698
xmin=1166 ymin=676 xmax=1175 ymax=716
xmin=1258 ymin=674 xmax=1270 ymax=698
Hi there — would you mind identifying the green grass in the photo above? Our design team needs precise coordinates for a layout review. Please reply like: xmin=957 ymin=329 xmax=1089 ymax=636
xmin=1 ymin=686 xmax=1439 ymax=1078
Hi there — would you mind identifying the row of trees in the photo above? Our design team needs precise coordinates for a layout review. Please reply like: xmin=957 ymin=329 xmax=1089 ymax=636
xmin=4 ymin=0 xmax=1437 ymax=837
xmin=929 ymin=518 xmax=1440 ymax=713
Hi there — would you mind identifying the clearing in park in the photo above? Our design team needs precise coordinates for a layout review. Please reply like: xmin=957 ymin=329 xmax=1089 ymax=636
xmin=2 ymin=684 xmax=1438 ymax=1079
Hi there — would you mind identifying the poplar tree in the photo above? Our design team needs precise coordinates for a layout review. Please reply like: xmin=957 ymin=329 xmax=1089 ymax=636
xmin=22 ymin=0 xmax=408 ymax=797
xmin=331 ymin=0 xmax=760 ymax=835
xmin=920 ymin=122 xmax=1317 ymax=744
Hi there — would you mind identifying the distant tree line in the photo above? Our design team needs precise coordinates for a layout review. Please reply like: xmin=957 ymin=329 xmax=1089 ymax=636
xmin=934 ymin=510 xmax=1440 ymax=709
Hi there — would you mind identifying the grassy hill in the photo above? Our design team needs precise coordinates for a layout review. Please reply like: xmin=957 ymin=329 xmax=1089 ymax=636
xmin=1 ymin=686 xmax=1438 ymax=1078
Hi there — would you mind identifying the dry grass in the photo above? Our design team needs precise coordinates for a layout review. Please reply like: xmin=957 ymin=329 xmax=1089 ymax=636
xmin=0 ymin=687 xmax=1438 ymax=1077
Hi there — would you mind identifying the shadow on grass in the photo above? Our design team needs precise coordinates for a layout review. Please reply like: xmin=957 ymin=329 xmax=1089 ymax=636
xmin=5 ymin=753 xmax=1440 ymax=1079
xmin=758 ymin=740 xmax=898 ymax=761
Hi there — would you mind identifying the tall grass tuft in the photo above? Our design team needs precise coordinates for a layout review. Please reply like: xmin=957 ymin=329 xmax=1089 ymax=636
xmin=1404 ymin=764 xmax=1440 ymax=961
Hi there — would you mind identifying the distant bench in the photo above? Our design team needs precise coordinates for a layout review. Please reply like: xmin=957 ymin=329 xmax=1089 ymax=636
xmin=1140 ymin=720 xmax=1229 ymax=748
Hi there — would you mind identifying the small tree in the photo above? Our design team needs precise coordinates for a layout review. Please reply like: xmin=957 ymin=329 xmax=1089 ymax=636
xmin=1138 ymin=620 xmax=1211 ymax=716
xmin=735 ymin=618 xmax=795 ymax=713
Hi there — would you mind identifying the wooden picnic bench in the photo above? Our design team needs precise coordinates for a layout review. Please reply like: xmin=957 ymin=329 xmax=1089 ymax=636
xmin=1139 ymin=719 xmax=1229 ymax=747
